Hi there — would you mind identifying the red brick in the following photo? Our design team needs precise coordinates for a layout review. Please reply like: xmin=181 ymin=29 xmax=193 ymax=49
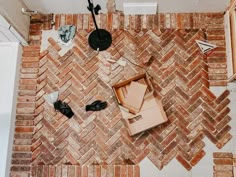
xmin=187 ymin=73 xmax=202 ymax=88
xmin=213 ymin=152 xmax=233 ymax=158
xmin=17 ymin=103 xmax=35 ymax=108
xmin=20 ymin=79 xmax=37 ymax=85
xmin=214 ymin=171 xmax=233 ymax=177
xmin=162 ymin=141 xmax=177 ymax=155
xmin=134 ymin=165 xmax=140 ymax=177
xmin=214 ymin=165 xmax=233 ymax=171
xmin=54 ymin=14 xmax=61 ymax=30
xmin=11 ymin=166 xmax=31 ymax=172
xmin=215 ymin=90 xmax=230 ymax=104
xmin=161 ymin=132 xmax=177 ymax=147
xmin=202 ymin=119 xmax=216 ymax=133
xmin=48 ymin=37 xmax=61 ymax=51
xmin=22 ymin=51 xmax=40 ymax=57
xmin=215 ymin=98 xmax=230 ymax=113
xmin=66 ymin=14 xmax=73 ymax=25
xmin=12 ymin=152 xmax=31 ymax=159
xmin=215 ymin=107 xmax=230 ymax=122
xmin=127 ymin=165 xmax=133 ymax=177
xmin=201 ymin=85 xmax=216 ymax=100
xmin=76 ymin=166 xmax=81 ymax=177
xmin=209 ymin=80 xmax=227 ymax=86
xmin=15 ymin=127 xmax=34 ymax=133
xmin=190 ymin=150 xmax=205 ymax=166
xmin=216 ymin=133 xmax=232 ymax=149
xmin=214 ymin=158 xmax=233 ymax=165
xmin=22 ymin=62 xmax=39 ymax=68
xmin=216 ymin=125 xmax=231 ymax=139
xmin=68 ymin=165 xmax=76 ymax=177
xmin=215 ymin=116 xmax=231 ymax=131
xmin=176 ymin=155 xmax=192 ymax=171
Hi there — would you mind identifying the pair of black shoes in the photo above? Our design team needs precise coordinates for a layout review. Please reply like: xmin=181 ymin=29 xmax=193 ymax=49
xmin=85 ymin=100 xmax=107 ymax=112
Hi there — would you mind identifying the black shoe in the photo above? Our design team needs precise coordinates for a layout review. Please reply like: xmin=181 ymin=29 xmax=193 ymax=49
xmin=85 ymin=100 xmax=107 ymax=111
xmin=54 ymin=100 xmax=74 ymax=118
xmin=90 ymin=100 xmax=102 ymax=106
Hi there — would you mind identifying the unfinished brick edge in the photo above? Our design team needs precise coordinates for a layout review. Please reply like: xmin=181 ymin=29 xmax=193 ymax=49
xmin=10 ymin=16 xmax=43 ymax=177
xmin=54 ymin=13 xmax=224 ymax=30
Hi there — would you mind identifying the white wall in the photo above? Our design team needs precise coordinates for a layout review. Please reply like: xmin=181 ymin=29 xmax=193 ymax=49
xmin=154 ymin=0 xmax=230 ymax=13
xmin=0 ymin=0 xmax=30 ymax=41
xmin=23 ymin=0 xmax=230 ymax=14
xmin=121 ymin=0 xmax=230 ymax=13
xmin=224 ymin=11 xmax=234 ymax=79
xmin=0 ymin=42 xmax=21 ymax=177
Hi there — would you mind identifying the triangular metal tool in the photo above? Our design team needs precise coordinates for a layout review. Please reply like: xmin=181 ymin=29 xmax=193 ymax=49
xmin=196 ymin=40 xmax=217 ymax=54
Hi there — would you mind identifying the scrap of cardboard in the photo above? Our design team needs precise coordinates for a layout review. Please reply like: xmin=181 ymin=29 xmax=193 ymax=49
xmin=123 ymin=81 xmax=147 ymax=113
xmin=106 ymin=57 xmax=127 ymax=67
xmin=117 ymin=58 xmax=127 ymax=67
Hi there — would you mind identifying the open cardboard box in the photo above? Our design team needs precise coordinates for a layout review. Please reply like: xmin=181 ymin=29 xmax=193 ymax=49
xmin=112 ymin=73 xmax=168 ymax=136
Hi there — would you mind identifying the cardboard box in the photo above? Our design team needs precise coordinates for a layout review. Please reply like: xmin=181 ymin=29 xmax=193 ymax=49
xmin=112 ymin=73 xmax=168 ymax=136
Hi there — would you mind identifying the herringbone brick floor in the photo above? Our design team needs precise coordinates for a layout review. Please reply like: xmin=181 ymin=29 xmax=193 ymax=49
xmin=11 ymin=13 xmax=231 ymax=177
xmin=30 ymin=29 xmax=231 ymax=170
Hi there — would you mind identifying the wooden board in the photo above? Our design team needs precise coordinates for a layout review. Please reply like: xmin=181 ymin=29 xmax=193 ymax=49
xmin=230 ymin=9 xmax=236 ymax=74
